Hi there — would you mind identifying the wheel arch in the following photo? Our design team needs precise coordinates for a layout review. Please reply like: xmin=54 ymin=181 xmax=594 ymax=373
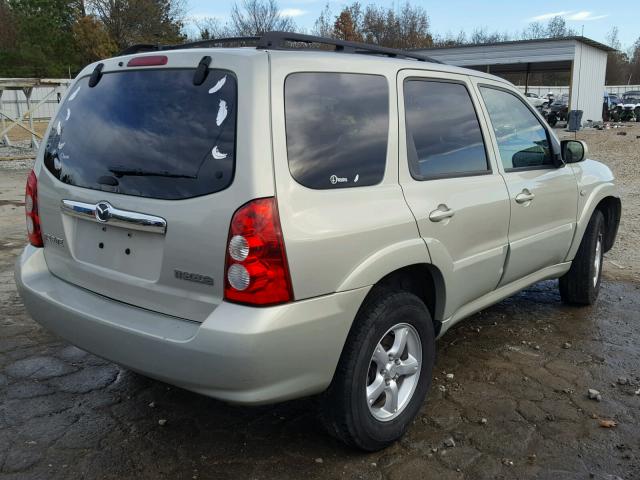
xmin=595 ymin=196 xmax=621 ymax=252
xmin=356 ymin=263 xmax=446 ymax=337
xmin=566 ymin=185 xmax=621 ymax=261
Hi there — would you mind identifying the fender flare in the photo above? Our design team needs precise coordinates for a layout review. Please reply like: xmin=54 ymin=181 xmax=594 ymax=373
xmin=565 ymin=182 xmax=620 ymax=261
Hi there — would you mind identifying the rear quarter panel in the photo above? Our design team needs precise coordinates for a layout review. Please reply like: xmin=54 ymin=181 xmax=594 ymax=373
xmin=268 ymin=53 xmax=425 ymax=300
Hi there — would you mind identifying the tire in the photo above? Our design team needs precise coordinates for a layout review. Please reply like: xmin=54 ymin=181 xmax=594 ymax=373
xmin=559 ymin=210 xmax=605 ymax=305
xmin=320 ymin=288 xmax=435 ymax=451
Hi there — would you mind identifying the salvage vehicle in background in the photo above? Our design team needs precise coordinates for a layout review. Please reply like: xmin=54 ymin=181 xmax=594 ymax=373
xmin=619 ymin=91 xmax=640 ymax=122
xmin=547 ymin=93 xmax=569 ymax=126
xmin=524 ymin=92 xmax=547 ymax=109
xmin=607 ymin=93 xmax=621 ymax=108
xmin=16 ymin=32 xmax=621 ymax=451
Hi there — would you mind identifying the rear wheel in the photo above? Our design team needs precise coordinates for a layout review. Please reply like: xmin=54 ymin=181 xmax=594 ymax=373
xmin=559 ymin=210 xmax=605 ymax=305
xmin=320 ymin=289 xmax=435 ymax=451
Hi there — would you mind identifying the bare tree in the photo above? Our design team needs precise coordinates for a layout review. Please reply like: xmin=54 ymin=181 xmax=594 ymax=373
xmin=230 ymin=0 xmax=295 ymax=36
xmin=629 ymin=37 xmax=640 ymax=84
xmin=605 ymin=27 xmax=621 ymax=50
xmin=313 ymin=3 xmax=333 ymax=38
xmin=521 ymin=21 xmax=546 ymax=40
xmin=469 ymin=27 xmax=509 ymax=44
xmin=396 ymin=2 xmax=432 ymax=48
xmin=545 ymin=16 xmax=575 ymax=38
xmin=433 ymin=30 xmax=466 ymax=47
xmin=193 ymin=16 xmax=232 ymax=40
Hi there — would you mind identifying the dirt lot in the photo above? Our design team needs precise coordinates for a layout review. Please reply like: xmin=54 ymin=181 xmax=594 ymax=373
xmin=0 ymin=125 xmax=639 ymax=479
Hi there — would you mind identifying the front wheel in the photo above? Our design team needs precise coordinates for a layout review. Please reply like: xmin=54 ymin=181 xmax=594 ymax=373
xmin=320 ymin=289 xmax=435 ymax=451
xmin=559 ymin=210 xmax=605 ymax=305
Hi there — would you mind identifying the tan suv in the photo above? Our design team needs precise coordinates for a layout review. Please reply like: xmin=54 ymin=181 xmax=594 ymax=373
xmin=15 ymin=32 xmax=621 ymax=450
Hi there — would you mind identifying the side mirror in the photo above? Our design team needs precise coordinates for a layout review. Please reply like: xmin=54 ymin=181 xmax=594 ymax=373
xmin=561 ymin=140 xmax=587 ymax=163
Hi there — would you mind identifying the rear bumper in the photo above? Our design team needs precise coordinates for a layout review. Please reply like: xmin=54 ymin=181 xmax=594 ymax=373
xmin=15 ymin=245 xmax=369 ymax=405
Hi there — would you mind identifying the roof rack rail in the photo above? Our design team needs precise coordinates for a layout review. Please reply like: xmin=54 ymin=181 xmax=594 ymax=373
xmin=117 ymin=31 xmax=443 ymax=64
xmin=256 ymin=31 xmax=443 ymax=63
xmin=117 ymin=37 xmax=261 ymax=56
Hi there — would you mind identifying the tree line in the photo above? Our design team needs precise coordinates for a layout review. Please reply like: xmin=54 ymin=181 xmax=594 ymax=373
xmin=1 ymin=0 xmax=639 ymax=84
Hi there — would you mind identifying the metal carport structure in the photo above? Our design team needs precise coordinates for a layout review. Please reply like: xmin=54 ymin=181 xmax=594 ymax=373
xmin=415 ymin=37 xmax=614 ymax=124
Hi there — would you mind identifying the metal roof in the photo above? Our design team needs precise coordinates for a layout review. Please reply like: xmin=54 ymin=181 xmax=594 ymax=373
xmin=416 ymin=36 xmax=615 ymax=53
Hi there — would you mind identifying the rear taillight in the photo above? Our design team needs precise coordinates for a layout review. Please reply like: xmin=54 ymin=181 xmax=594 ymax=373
xmin=25 ymin=170 xmax=43 ymax=247
xmin=224 ymin=198 xmax=293 ymax=306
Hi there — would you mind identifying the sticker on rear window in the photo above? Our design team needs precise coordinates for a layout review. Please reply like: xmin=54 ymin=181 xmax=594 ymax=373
xmin=216 ymin=100 xmax=228 ymax=126
xmin=209 ymin=75 xmax=227 ymax=94
xmin=212 ymin=146 xmax=227 ymax=159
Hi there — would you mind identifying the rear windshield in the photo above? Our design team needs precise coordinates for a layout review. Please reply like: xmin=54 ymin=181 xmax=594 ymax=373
xmin=44 ymin=68 xmax=236 ymax=200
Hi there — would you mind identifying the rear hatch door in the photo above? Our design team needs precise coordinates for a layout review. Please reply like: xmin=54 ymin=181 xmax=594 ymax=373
xmin=36 ymin=51 xmax=262 ymax=322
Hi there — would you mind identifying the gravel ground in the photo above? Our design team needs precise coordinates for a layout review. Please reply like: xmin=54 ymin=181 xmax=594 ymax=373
xmin=1 ymin=125 xmax=639 ymax=479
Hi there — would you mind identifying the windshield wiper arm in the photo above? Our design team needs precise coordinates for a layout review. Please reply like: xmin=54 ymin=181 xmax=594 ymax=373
xmin=107 ymin=166 xmax=196 ymax=179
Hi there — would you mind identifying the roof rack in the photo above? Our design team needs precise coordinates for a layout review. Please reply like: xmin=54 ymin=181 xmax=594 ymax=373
xmin=118 ymin=31 xmax=443 ymax=64
xmin=118 ymin=37 xmax=261 ymax=56
xmin=256 ymin=31 xmax=442 ymax=63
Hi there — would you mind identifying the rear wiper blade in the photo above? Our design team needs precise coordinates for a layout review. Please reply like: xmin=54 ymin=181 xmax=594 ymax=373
xmin=107 ymin=166 xmax=196 ymax=179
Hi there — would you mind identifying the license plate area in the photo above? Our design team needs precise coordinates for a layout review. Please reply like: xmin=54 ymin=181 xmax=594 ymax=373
xmin=72 ymin=219 xmax=163 ymax=281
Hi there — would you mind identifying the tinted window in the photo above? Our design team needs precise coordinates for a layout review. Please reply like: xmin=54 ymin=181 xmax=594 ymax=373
xmin=404 ymin=80 xmax=488 ymax=179
xmin=480 ymin=87 xmax=553 ymax=170
xmin=44 ymin=69 xmax=236 ymax=200
xmin=284 ymin=73 xmax=388 ymax=189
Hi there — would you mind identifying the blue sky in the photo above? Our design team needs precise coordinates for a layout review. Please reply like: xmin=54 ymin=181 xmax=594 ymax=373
xmin=187 ymin=0 xmax=638 ymax=49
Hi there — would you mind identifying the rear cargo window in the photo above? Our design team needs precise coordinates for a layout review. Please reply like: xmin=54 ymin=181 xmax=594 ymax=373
xmin=44 ymin=69 xmax=236 ymax=200
xmin=284 ymin=73 xmax=388 ymax=189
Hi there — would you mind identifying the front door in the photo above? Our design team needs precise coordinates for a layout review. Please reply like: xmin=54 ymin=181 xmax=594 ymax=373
xmin=475 ymin=82 xmax=578 ymax=286
xmin=398 ymin=70 xmax=511 ymax=319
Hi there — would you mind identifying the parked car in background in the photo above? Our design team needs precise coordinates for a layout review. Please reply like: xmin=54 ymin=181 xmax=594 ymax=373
xmin=542 ymin=92 xmax=556 ymax=104
xmin=547 ymin=93 xmax=569 ymax=126
xmin=620 ymin=91 xmax=640 ymax=121
xmin=524 ymin=92 xmax=546 ymax=108
xmin=15 ymin=32 xmax=621 ymax=451
xmin=607 ymin=93 xmax=621 ymax=108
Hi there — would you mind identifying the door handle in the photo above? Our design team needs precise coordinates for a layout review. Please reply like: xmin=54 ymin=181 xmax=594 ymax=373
xmin=515 ymin=189 xmax=535 ymax=204
xmin=429 ymin=205 xmax=455 ymax=222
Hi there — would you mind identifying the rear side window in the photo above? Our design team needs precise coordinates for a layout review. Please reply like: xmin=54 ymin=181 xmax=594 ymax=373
xmin=404 ymin=80 xmax=489 ymax=179
xmin=44 ymin=69 xmax=236 ymax=200
xmin=284 ymin=73 xmax=388 ymax=189
xmin=480 ymin=87 xmax=553 ymax=170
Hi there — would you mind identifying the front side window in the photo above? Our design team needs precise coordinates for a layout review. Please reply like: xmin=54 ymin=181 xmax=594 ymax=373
xmin=284 ymin=73 xmax=389 ymax=189
xmin=404 ymin=80 xmax=489 ymax=179
xmin=480 ymin=87 xmax=553 ymax=170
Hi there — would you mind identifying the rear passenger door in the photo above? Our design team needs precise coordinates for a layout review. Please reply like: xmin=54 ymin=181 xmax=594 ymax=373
xmin=475 ymin=82 xmax=578 ymax=286
xmin=398 ymin=70 xmax=511 ymax=319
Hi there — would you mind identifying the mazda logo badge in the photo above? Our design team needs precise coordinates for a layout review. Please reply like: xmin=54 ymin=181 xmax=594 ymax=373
xmin=95 ymin=202 xmax=112 ymax=223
